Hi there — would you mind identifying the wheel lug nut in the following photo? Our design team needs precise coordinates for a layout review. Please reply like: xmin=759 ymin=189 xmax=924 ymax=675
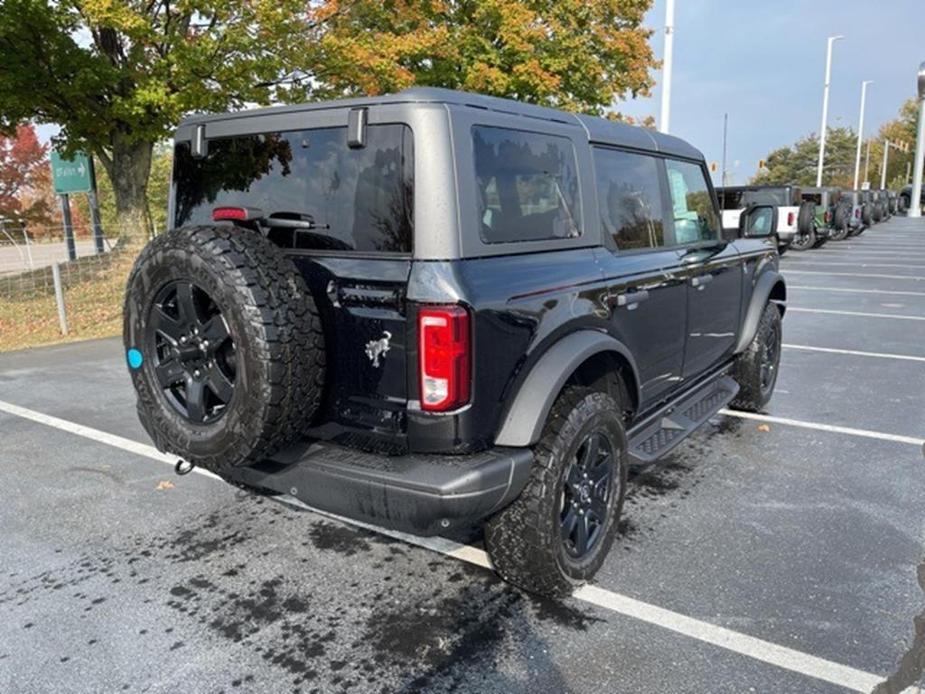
xmin=179 ymin=335 xmax=188 ymax=344
xmin=193 ymin=369 xmax=201 ymax=378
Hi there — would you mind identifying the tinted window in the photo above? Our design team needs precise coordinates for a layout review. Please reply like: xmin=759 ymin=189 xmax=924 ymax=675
xmin=743 ymin=189 xmax=788 ymax=206
xmin=473 ymin=126 xmax=581 ymax=243
xmin=665 ymin=159 xmax=719 ymax=245
xmin=593 ymin=148 xmax=666 ymax=250
xmin=173 ymin=124 xmax=413 ymax=253
xmin=717 ymin=189 xmax=745 ymax=210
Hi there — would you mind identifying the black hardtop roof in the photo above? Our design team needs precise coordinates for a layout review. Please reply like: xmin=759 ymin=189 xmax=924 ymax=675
xmin=715 ymin=184 xmax=799 ymax=192
xmin=801 ymin=186 xmax=842 ymax=193
xmin=177 ymin=87 xmax=703 ymax=161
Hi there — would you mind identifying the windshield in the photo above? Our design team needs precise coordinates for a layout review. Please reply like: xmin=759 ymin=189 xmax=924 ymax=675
xmin=172 ymin=124 xmax=413 ymax=253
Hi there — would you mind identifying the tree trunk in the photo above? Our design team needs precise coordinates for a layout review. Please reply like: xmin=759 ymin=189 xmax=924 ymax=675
xmin=98 ymin=136 xmax=154 ymax=245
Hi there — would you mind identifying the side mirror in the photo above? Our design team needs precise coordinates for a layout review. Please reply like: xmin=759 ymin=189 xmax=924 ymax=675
xmin=739 ymin=204 xmax=778 ymax=238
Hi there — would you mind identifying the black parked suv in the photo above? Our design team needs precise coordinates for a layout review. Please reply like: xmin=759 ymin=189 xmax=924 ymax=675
xmin=124 ymin=89 xmax=786 ymax=597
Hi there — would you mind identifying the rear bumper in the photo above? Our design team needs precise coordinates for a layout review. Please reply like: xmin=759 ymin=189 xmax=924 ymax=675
xmin=224 ymin=441 xmax=534 ymax=535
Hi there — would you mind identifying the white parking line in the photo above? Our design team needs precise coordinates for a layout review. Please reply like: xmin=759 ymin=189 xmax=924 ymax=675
xmin=787 ymin=307 xmax=925 ymax=321
xmin=783 ymin=343 xmax=925 ymax=363
xmin=788 ymin=285 xmax=925 ymax=297
xmin=719 ymin=409 xmax=925 ymax=448
xmin=784 ymin=270 xmax=925 ymax=281
xmin=0 ymin=398 xmax=893 ymax=693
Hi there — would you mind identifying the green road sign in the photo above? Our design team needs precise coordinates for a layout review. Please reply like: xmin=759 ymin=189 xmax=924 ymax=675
xmin=50 ymin=151 xmax=94 ymax=195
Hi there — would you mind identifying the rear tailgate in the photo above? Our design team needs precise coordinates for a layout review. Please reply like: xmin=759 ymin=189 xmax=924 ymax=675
xmin=294 ymin=256 xmax=412 ymax=446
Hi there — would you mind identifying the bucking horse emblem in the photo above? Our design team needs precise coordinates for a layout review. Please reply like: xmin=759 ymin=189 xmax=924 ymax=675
xmin=365 ymin=331 xmax=392 ymax=368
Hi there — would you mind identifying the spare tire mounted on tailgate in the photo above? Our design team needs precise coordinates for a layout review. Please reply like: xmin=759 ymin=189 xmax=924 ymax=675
xmin=123 ymin=226 xmax=325 ymax=476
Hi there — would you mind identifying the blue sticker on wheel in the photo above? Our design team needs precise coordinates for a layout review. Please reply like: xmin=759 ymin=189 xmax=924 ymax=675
xmin=127 ymin=348 xmax=143 ymax=369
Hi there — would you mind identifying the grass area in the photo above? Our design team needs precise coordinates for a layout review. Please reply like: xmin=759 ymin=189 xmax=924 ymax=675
xmin=0 ymin=252 xmax=135 ymax=353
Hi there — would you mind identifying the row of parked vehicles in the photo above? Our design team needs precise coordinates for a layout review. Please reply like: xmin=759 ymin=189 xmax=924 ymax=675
xmin=717 ymin=184 xmax=904 ymax=251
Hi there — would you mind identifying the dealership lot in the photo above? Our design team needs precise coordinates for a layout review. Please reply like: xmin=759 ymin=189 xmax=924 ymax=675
xmin=1 ymin=218 xmax=924 ymax=694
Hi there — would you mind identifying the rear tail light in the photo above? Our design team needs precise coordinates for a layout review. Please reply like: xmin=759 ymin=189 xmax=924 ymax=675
xmin=855 ymin=208 xmax=860 ymax=218
xmin=418 ymin=305 xmax=470 ymax=412
xmin=787 ymin=211 xmax=795 ymax=226
xmin=824 ymin=210 xmax=831 ymax=223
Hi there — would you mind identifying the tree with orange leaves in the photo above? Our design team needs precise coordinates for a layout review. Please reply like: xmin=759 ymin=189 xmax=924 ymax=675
xmin=0 ymin=124 xmax=55 ymax=233
xmin=304 ymin=0 xmax=657 ymax=116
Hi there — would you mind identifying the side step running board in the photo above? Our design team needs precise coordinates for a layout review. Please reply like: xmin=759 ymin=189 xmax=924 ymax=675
xmin=626 ymin=375 xmax=739 ymax=465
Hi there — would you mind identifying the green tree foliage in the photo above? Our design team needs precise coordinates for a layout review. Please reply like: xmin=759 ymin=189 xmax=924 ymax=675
xmin=869 ymin=98 xmax=918 ymax=189
xmin=0 ymin=0 xmax=314 ymax=238
xmin=0 ymin=0 xmax=658 ymax=239
xmin=751 ymin=127 xmax=858 ymax=188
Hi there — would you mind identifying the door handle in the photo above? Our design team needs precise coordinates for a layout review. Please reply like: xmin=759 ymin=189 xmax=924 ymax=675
xmin=691 ymin=274 xmax=713 ymax=289
xmin=613 ymin=289 xmax=650 ymax=308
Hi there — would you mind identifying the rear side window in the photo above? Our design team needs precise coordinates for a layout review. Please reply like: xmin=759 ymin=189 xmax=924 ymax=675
xmin=717 ymin=189 xmax=744 ymax=210
xmin=593 ymin=148 xmax=666 ymax=251
xmin=473 ymin=126 xmax=581 ymax=244
xmin=665 ymin=159 xmax=720 ymax=245
xmin=172 ymin=124 xmax=413 ymax=253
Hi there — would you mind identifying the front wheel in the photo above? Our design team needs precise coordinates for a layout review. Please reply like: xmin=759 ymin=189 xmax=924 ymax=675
xmin=730 ymin=303 xmax=782 ymax=412
xmin=484 ymin=387 xmax=627 ymax=598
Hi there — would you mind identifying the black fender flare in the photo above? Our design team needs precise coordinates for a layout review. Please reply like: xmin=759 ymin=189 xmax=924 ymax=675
xmin=734 ymin=270 xmax=786 ymax=354
xmin=494 ymin=331 xmax=640 ymax=448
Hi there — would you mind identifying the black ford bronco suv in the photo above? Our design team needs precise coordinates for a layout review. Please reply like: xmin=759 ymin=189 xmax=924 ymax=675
xmin=124 ymin=88 xmax=786 ymax=597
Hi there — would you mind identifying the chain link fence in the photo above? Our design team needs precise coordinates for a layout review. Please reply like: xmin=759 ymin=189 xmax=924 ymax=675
xmin=0 ymin=224 xmax=156 ymax=352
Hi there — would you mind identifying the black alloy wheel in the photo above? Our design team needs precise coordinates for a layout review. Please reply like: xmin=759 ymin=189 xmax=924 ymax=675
xmin=560 ymin=431 xmax=615 ymax=559
xmin=148 ymin=280 xmax=236 ymax=424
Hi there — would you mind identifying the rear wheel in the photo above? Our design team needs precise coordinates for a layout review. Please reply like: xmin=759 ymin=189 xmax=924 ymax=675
xmin=484 ymin=387 xmax=627 ymax=598
xmin=123 ymin=226 xmax=326 ymax=476
xmin=730 ymin=303 xmax=782 ymax=412
xmin=789 ymin=227 xmax=815 ymax=251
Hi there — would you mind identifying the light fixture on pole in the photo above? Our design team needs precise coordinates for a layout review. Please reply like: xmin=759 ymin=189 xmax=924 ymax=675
xmin=659 ymin=0 xmax=676 ymax=134
xmin=910 ymin=61 xmax=925 ymax=218
xmin=816 ymin=35 xmax=844 ymax=187
xmin=853 ymin=80 xmax=873 ymax=190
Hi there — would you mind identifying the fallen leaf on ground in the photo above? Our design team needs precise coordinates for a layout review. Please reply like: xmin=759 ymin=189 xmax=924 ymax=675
xmin=757 ymin=424 xmax=771 ymax=432
xmin=156 ymin=480 xmax=175 ymax=490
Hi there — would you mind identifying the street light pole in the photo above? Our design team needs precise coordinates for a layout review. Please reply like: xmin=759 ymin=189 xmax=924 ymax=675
xmin=853 ymin=80 xmax=873 ymax=190
xmin=881 ymin=141 xmax=891 ymax=190
xmin=910 ymin=61 xmax=925 ymax=218
xmin=659 ymin=0 xmax=676 ymax=134
xmin=816 ymin=35 xmax=844 ymax=187
xmin=864 ymin=139 xmax=872 ymax=186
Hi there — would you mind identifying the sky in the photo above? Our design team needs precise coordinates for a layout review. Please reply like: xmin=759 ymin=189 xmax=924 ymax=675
xmin=37 ymin=0 xmax=923 ymax=185
xmin=621 ymin=0 xmax=924 ymax=184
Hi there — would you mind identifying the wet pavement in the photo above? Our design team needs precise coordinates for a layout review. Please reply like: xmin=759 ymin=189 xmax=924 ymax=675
xmin=1 ymin=217 xmax=924 ymax=693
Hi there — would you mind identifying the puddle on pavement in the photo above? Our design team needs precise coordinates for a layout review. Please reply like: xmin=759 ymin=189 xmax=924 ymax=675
xmin=0 ymin=493 xmax=602 ymax=692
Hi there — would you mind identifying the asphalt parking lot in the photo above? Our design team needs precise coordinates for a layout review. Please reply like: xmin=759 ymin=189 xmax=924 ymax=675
xmin=2 ymin=217 xmax=924 ymax=694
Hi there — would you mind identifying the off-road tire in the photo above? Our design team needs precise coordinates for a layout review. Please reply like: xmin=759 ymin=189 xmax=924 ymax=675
xmin=861 ymin=204 xmax=873 ymax=227
xmin=830 ymin=203 xmax=850 ymax=240
xmin=123 ymin=226 xmax=325 ymax=476
xmin=811 ymin=229 xmax=828 ymax=248
xmin=730 ymin=303 xmax=782 ymax=412
xmin=484 ymin=387 xmax=628 ymax=599
xmin=797 ymin=201 xmax=815 ymax=235
xmin=789 ymin=227 xmax=815 ymax=251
